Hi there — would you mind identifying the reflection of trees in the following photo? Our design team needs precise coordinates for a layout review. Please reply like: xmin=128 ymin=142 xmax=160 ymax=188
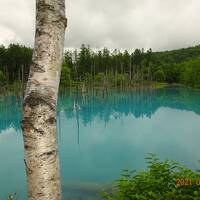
xmin=58 ymin=88 xmax=200 ymax=126
xmin=0 ymin=94 xmax=22 ymax=132
xmin=1 ymin=87 xmax=200 ymax=132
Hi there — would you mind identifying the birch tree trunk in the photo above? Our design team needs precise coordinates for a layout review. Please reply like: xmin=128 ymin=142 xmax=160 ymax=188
xmin=21 ymin=0 xmax=67 ymax=200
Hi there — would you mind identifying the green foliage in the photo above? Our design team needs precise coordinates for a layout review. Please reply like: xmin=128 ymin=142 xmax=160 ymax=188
xmin=6 ymin=193 xmax=17 ymax=200
xmin=102 ymin=154 xmax=200 ymax=200
xmin=61 ymin=63 xmax=71 ymax=86
xmin=115 ymin=73 xmax=126 ymax=86
xmin=95 ymin=73 xmax=105 ymax=82
xmin=179 ymin=57 xmax=200 ymax=88
xmin=0 ymin=44 xmax=32 ymax=84
xmin=63 ymin=44 xmax=200 ymax=87
xmin=7 ymin=196 xmax=14 ymax=200
xmin=154 ymin=66 xmax=165 ymax=82
xmin=1 ymin=42 xmax=200 ymax=88
xmin=0 ymin=69 xmax=5 ymax=84
xmin=84 ymin=72 xmax=93 ymax=83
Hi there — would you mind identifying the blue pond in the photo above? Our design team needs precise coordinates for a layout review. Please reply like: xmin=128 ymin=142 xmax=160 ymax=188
xmin=0 ymin=87 xmax=200 ymax=199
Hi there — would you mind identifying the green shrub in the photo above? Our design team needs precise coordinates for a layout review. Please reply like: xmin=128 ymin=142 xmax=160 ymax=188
xmin=95 ymin=73 xmax=105 ymax=83
xmin=102 ymin=154 xmax=200 ymax=200
xmin=115 ymin=74 xmax=126 ymax=86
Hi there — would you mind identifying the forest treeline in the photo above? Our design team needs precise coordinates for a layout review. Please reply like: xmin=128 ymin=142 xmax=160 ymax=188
xmin=0 ymin=44 xmax=32 ymax=86
xmin=1 ymin=43 xmax=200 ymax=88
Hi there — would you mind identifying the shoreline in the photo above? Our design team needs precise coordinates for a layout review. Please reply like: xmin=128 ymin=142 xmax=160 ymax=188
xmin=0 ymin=81 xmax=197 ymax=96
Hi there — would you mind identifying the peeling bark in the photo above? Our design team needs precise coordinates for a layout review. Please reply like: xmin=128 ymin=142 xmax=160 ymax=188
xmin=21 ymin=0 xmax=67 ymax=200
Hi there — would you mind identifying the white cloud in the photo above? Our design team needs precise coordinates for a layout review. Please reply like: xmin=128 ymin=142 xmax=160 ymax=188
xmin=0 ymin=0 xmax=35 ymax=46
xmin=0 ymin=0 xmax=200 ymax=51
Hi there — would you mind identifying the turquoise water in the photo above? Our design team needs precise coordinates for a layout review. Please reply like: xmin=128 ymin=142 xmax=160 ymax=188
xmin=0 ymin=88 xmax=200 ymax=199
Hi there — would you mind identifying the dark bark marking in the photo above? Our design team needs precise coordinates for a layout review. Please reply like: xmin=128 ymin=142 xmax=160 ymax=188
xmin=24 ymin=159 xmax=33 ymax=175
xmin=24 ymin=95 xmax=55 ymax=111
xmin=46 ymin=117 xmax=56 ymax=124
xmin=24 ymin=144 xmax=33 ymax=151
xmin=33 ymin=64 xmax=45 ymax=73
xmin=52 ymin=17 xmax=67 ymax=28
xmin=39 ymin=150 xmax=56 ymax=160
xmin=36 ymin=28 xmax=52 ymax=38
xmin=21 ymin=119 xmax=45 ymax=135
xmin=38 ymin=1 xmax=55 ymax=13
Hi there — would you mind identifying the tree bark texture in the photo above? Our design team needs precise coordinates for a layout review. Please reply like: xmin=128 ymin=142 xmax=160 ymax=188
xmin=21 ymin=0 xmax=67 ymax=200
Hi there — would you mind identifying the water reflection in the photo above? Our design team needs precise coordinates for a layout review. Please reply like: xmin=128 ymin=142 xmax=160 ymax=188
xmin=57 ymin=87 xmax=200 ymax=126
xmin=0 ymin=94 xmax=22 ymax=133
xmin=1 ymin=87 xmax=200 ymax=138
xmin=57 ymin=87 xmax=200 ymax=198
xmin=1 ymin=88 xmax=200 ymax=199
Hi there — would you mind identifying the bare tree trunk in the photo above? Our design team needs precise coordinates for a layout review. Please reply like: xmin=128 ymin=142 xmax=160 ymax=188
xmin=21 ymin=64 xmax=24 ymax=97
xmin=129 ymin=63 xmax=132 ymax=86
xmin=21 ymin=1 xmax=67 ymax=200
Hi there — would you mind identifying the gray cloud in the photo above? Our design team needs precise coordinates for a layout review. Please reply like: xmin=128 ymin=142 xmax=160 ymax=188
xmin=0 ymin=0 xmax=35 ymax=46
xmin=0 ymin=0 xmax=200 ymax=51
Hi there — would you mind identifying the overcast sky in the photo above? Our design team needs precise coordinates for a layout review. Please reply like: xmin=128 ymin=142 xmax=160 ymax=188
xmin=0 ymin=0 xmax=200 ymax=51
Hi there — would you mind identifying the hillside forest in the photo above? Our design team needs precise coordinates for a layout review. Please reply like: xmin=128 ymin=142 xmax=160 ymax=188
xmin=0 ymin=43 xmax=200 ymax=88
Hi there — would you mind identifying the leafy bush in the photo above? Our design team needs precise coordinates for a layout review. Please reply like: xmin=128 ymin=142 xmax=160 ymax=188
xmin=95 ymin=73 xmax=105 ymax=83
xmin=102 ymin=154 xmax=200 ymax=200
xmin=115 ymin=74 xmax=126 ymax=86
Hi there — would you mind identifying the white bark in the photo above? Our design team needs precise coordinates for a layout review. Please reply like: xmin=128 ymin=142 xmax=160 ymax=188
xmin=21 ymin=0 xmax=67 ymax=200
